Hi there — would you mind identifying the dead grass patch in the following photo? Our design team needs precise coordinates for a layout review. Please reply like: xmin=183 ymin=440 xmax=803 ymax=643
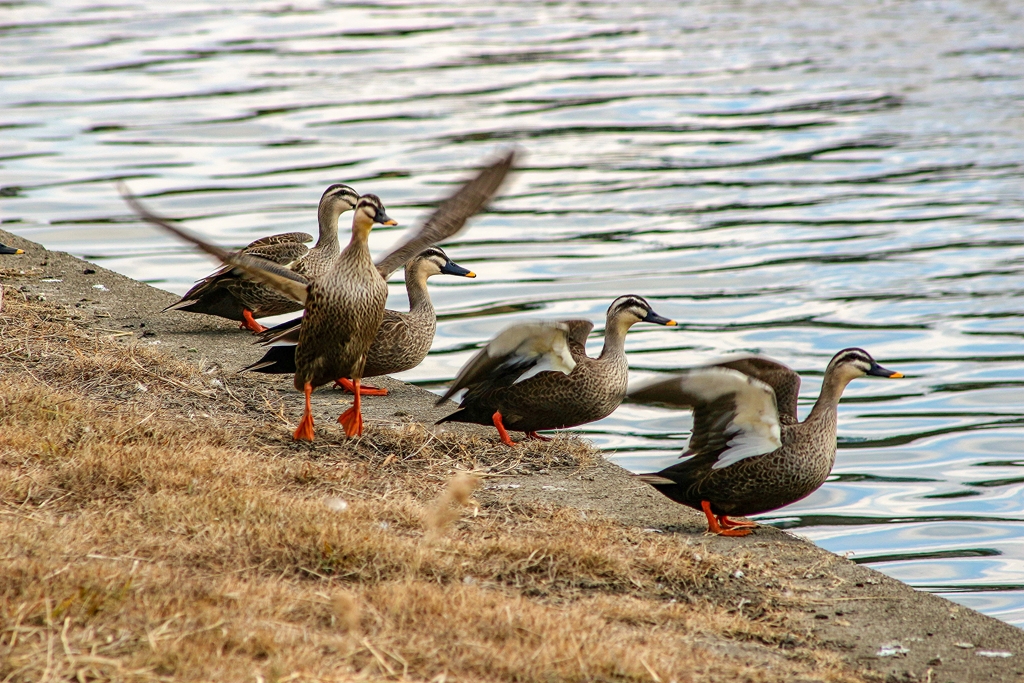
xmin=1 ymin=290 xmax=863 ymax=682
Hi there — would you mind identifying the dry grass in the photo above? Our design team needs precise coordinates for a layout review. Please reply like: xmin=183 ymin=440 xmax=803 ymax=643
xmin=0 ymin=290 xmax=864 ymax=682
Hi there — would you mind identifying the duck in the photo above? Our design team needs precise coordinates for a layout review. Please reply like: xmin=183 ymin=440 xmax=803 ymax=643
xmin=436 ymin=295 xmax=677 ymax=445
xmin=241 ymin=246 xmax=477 ymax=396
xmin=121 ymin=150 xmax=514 ymax=441
xmin=163 ymin=183 xmax=360 ymax=333
xmin=0 ymin=243 xmax=24 ymax=255
xmin=628 ymin=348 xmax=903 ymax=537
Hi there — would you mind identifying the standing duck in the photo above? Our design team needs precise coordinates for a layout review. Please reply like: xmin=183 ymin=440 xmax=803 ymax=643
xmin=628 ymin=348 xmax=903 ymax=536
xmin=164 ymin=183 xmax=360 ymax=333
xmin=121 ymin=150 xmax=514 ymax=440
xmin=241 ymin=246 xmax=477 ymax=395
xmin=436 ymin=295 xmax=677 ymax=445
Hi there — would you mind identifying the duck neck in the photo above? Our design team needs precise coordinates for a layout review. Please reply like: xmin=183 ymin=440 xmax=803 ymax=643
xmin=342 ymin=214 xmax=373 ymax=261
xmin=598 ymin=313 xmax=632 ymax=360
xmin=403 ymin=263 xmax=434 ymax=316
xmin=314 ymin=202 xmax=343 ymax=253
xmin=807 ymin=369 xmax=850 ymax=423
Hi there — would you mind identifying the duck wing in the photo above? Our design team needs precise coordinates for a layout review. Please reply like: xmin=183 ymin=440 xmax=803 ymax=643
xmin=245 ymin=232 xmax=313 ymax=249
xmin=163 ymin=235 xmax=311 ymax=312
xmin=712 ymin=355 xmax=800 ymax=424
xmin=120 ymin=183 xmax=310 ymax=305
xmin=562 ymin=319 xmax=595 ymax=354
xmin=375 ymin=150 xmax=515 ymax=280
xmin=628 ymin=367 xmax=782 ymax=470
xmin=256 ymin=315 xmax=303 ymax=345
xmin=436 ymin=321 xmax=577 ymax=405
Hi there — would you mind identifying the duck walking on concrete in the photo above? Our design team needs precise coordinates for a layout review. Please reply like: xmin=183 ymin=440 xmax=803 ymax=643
xmin=436 ymin=295 xmax=676 ymax=445
xmin=629 ymin=348 xmax=903 ymax=536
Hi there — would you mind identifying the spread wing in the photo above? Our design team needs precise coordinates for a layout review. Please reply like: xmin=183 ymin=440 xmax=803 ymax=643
xmin=562 ymin=319 xmax=594 ymax=349
xmin=119 ymin=183 xmax=310 ymax=305
xmin=628 ymin=367 xmax=782 ymax=470
xmin=245 ymin=232 xmax=313 ymax=249
xmin=713 ymin=355 xmax=800 ymax=424
xmin=436 ymin=321 xmax=576 ymax=405
xmin=375 ymin=150 xmax=516 ymax=279
xmin=244 ymin=241 xmax=310 ymax=267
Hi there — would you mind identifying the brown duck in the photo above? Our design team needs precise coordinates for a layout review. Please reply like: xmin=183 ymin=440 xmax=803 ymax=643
xmin=121 ymin=150 xmax=513 ymax=440
xmin=436 ymin=295 xmax=677 ymax=445
xmin=628 ymin=348 xmax=903 ymax=536
xmin=163 ymin=184 xmax=359 ymax=333
xmin=241 ymin=246 xmax=476 ymax=394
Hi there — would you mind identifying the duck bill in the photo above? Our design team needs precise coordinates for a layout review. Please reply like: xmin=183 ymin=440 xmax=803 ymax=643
xmin=375 ymin=209 xmax=397 ymax=226
xmin=868 ymin=363 xmax=902 ymax=378
xmin=441 ymin=260 xmax=476 ymax=278
xmin=0 ymin=244 xmax=24 ymax=255
xmin=643 ymin=309 xmax=677 ymax=326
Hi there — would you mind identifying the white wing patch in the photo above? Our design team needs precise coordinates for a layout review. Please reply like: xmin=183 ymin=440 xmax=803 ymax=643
xmin=487 ymin=322 xmax=577 ymax=385
xmin=708 ymin=372 xmax=781 ymax=469
xmin=629 ymin=367 xmax=781 ymax=470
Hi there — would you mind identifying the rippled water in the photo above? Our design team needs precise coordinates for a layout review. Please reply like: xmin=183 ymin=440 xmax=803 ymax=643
xmin=3 ymin=0 xmax=1024 ymax=626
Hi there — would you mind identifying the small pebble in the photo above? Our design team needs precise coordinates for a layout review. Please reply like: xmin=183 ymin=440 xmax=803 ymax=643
xmin=877 ymin=642 xmax=909 ymax=657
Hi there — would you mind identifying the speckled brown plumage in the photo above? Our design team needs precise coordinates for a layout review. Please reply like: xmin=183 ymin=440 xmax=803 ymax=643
xmin=124 ymin=151 xmax=514 ymax=439
xmin=648 ymin=408 xmax=838 ymax=519
xmin=165 ymin=184 xmax=359 ymax=323
xmin=363 ymin=248 xmax=474 ymax=377
xmin=631 ymin=348 xmax=903 ymax=535
xmin=437 ymin=295 xmax=676 ymax=440
xmin=242 ymin=247 xmax=475 ymax=380
xmin=292 ymin=198 xmax=390 ymax=391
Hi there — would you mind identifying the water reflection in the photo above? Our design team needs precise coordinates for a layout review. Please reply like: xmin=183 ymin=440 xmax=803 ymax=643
xmin=2 ymin=0 xmax=1023 ymax=627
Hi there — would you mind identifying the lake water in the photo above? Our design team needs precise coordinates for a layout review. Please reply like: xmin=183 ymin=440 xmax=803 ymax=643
xmin=3 ymin=0 xmax=1023 ymax=627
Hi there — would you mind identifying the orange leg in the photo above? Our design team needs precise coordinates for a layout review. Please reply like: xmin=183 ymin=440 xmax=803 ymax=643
xmin=720 ymin=516 xmax=757 ymax=530
xmin=492 ymin=411 xmax=516 ymax=447
xmin=240 ymin=309 xmax=267 ymax=334
xmin=333 ymin=377 xmax=388 ymax=396
xmin=293 ymin=382 xmax=315 ymax=441
xmin=337 ymin=378 xmax=364 ymax=437
xmin=526 ymin=431 xmax=552 ymax=442
xmin=701 ymin=501 xmax=752 ymax=537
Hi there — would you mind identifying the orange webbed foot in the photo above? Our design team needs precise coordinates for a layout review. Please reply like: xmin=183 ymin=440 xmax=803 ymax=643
xmin=293 ymin=383 xmax=315 ymax=441
xmin=337 ymin=379 xmax=364 ymax=437
xmin=701 ymin=501 xmax=753 ymax=537
xmin=240 ymin=309 xmax=267 ymax=334
xmin=720 ymin=516 xmax=757 ymax=530
xmin=526 ymin=431 xmax=552 ymax=442
xmin=333 ymin=377 xmax=388 ymax=396
xmin=338 ymin=406 xmax=363 ymax=436
xmin=492 ymin=411 xmax=516 ymax=447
